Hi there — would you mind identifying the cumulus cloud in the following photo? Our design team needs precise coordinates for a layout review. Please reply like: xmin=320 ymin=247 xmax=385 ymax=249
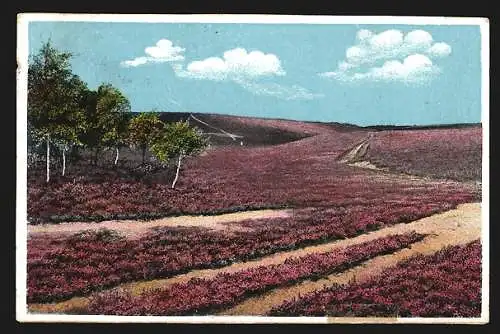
xmin=121 ymin=39 xmax=185 ymax=67
xmin=320 ymin=29 xmax=452 ymax=85
xmin=173 ymin=47 xmax=321 ymax=101
xmin=173 ymin=48 xmax=285 ymax=80
xmin=330 ymin=54 xmax=441 ymax=85
xmin=427 ymin=42 xmax=452 ymax=58
xmin=121 ymin=43 xmax=321 ymax=101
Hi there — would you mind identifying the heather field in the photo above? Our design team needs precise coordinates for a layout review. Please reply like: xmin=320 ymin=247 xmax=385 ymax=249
xmin=26 ymin=114 xmax=484 ymax=318
xmin=83 ymin=233 xmax=426 ymax=316
xmin=22 ymin=20 xmax=489 ymax=324
xmin=27 ymin=116 xmax=479 ymax=223
xmin=358 ymin=126 xmax=482 ymax=182
xmin=269 ymin=240 xmax=482 ymax=318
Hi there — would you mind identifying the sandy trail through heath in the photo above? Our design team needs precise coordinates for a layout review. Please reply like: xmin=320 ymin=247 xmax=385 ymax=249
xmin=28 ymin=202 xmax=481 ymax=314
xmin=220 ymin=202 xmax=481 ymax=315
xmin=28 ymin=209 xmax=293 ymax=239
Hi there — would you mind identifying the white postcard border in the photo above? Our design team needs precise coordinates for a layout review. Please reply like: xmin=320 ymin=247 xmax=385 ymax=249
xmin=16 ymin=14 xmax=490 ymax=325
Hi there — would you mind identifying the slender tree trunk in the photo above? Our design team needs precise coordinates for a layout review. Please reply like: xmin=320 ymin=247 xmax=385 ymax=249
xmin=62 ymin=145 xmax=66 ymax=176
xmin=142 ymin=146 xmax=146 ymax=165
xmin=171 ymin=153 xmax=183 ymax=189
xmin=46 ymin=135 xmax=50 ymax=183
xmin=93 ymin=148 xmax=99 ymax=166
xmin=114 ymin=147 xmax=119 ymax=165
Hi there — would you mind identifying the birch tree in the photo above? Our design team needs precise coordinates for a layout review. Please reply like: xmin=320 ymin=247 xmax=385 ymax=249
xmin=150 ymin=121 xmax=208 ymax=189
xmin=81 ymin=84 xmax=131 ymax=166
xmin=128 ymin=112 xmax=165 ymax=165
xmin=99 ymin=85 xmax=130 ymax=166
xmin=79 ymin=89 xmax=100 ymax=165
xmin=28 ymin=41 xmax=87 ymax=182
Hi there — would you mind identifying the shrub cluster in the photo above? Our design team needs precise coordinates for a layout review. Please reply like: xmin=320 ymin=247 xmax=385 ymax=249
xmin=83 ymin=232 xmax=425 ymax=315
xmin=270 ymin=240 xmax=482 ymax=317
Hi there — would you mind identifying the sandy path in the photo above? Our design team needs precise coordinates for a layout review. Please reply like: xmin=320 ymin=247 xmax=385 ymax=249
xmin=338 ymin=137 xmax=371 ymax=163
xmin=220 ymin=202 xmax=481 ymax=315
xmin=28 ymin=202 xmax=480 ymax=314
xmin=340 ymin=135 xmax=481 ymax=195
xmin=28 ymin=209 xmax=293 ymax=239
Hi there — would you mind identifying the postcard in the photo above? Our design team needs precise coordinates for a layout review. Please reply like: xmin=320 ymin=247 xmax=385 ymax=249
xmin=16 ymin=14 xmax=489 ymax=324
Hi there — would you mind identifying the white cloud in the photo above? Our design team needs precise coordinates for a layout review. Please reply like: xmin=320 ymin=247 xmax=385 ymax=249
xmin=367 ymin=55 xmax=439 ymax=84
xmin=356 ymin=29 xmax=373 ymax=42
xmin=320 ymin=29 xmax=452 ymax=84
xmin=121 ymin=57 xmax=149 ymax=67
xmin=122 ymin=43 xmax=320 ymax=101
xmin=369 ymin=29 xmax=404 ymax=51
xmin=404 ymin=30 xmax=433 ymax=50
xmin=173 ymin=47 xmax=285 ymax=80
xmin=173 ymin=47 xmax=321 ymax=101
xmin=427 ymin=42 xmax=452 ymax=58
xmin=324 ymin=54 xmax=440 ymax=85
xmin=236 ymin=80 xmax=324 ymax=100
xmin=121 ymin=39 xmax=185 ymax=67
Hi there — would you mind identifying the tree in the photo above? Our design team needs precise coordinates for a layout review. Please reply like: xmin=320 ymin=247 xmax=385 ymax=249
xmin=98 ymin=85 xmax=131 ymax=165
xmin=81 ymin=84 xmax=131 ymax=166
xmin=128 ymin=112 xmax=165 ymax=165
xmin=27 ymin=121 xmax=45 ymax=168
xmin=28 ymin=41 xmax=87 ymax=182
xmin=150 ymin=121 xmax=208 ymax=189
xmin=79 ymin=88 xmax=99 ymax=165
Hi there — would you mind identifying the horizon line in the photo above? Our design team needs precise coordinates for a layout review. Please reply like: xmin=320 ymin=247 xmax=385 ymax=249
xmin=137 ymin=110 xmax=482 ymax=128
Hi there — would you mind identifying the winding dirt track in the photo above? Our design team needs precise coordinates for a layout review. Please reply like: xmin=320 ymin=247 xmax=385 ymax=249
xmin=28 ymin=209 xmax=293 ymax=239
xmin=221 ymin=202 xmax=481 ymax=315
xmin=28 ymin=202 xmax=481 ymax=314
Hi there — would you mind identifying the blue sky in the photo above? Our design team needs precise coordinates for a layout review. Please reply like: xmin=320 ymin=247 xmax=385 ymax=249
xmin=28 ymin=22 xmax=482 ymax=126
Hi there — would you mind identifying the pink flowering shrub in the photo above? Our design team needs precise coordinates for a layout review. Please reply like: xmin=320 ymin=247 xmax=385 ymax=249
xmin=28 ymin=199 xmax=451 ymax=303
xmin=27 ymin=126 xmax=479 ymax=223
xmin=269 ymin=240 xmax=482 ymax=317
xmin=84 ymin=232 xmax=425 ymax=315
xmin=364 ymin=127 xmax=482 ymax=181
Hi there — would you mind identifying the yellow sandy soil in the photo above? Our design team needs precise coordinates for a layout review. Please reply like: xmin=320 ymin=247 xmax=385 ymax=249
xmin=28 ymin=209 xmax=293 ymax=239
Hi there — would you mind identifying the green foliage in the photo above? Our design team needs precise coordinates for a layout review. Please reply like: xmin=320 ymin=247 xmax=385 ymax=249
xmin=80 ymin=84 xmax=130 ymax=150
xmin=150 ymin=121 xmax=208 ymax=163
xmin=68 ymin=228 xmax=124 ymax=243
xmin=27 ymin=40 xmax=209 ymax=180
xmin=28 ymin=41 xmax=87 ymax=145
xmin=128 ymin=111 xmax=165 ymax=155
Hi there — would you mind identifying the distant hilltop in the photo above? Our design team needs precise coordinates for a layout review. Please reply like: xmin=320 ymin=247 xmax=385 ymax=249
xmin=127 ymin=111 xmax=481 ymax=133
xmin=361 ymin=123 xmax=482 ymax=131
